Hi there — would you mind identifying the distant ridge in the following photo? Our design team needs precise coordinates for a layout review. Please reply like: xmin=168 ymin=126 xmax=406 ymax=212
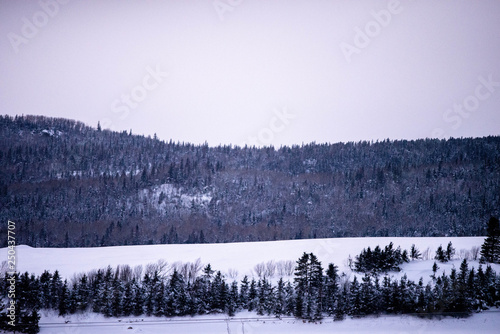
xmin=1 ymin=115 xmax=499 ymax=247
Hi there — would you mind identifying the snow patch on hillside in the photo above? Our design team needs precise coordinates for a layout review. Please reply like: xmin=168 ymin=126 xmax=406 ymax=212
xmin=139 ymin=183 xmax=212 ymax=212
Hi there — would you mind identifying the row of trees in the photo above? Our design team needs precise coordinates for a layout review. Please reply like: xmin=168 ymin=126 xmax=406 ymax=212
xmin=354 ymin=242 xmax=410 ymax=272
xmin=2 ymin=253 xmax=500 ymax=333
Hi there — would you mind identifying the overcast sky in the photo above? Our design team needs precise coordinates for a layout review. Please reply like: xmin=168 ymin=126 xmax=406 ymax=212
xmin=1 ymin=0 xmax=500 ymax=147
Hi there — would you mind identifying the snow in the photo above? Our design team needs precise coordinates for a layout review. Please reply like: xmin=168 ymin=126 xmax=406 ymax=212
xmin=139 ymin=183 xmax=212 ymax=211
xmin=3 ymin=237 xmax=496 ymax=283
xmin=2 ymin=236 xmax=500 ymax=332
xmin=36 ymin=309 xmax=500 ymax=334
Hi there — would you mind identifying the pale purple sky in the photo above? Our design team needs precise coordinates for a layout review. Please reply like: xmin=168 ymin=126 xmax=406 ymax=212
xmin=1 ymin=0 xmax=500 ymax=146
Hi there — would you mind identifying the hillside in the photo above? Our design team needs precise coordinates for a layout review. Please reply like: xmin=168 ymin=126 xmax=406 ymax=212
xmin=1 ymin=115 xmax=499 ymax=247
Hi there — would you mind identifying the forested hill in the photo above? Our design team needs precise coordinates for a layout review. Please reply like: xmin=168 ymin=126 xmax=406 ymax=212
xmin=1 ymin=115 xmax=499 ymax=248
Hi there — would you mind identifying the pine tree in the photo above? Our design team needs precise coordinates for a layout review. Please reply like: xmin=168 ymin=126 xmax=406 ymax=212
xmin=484 ymin=265 xmax=497 ymax=307
xmin=293 ymin=253 xmax=309 ymax=319
xmin=334 ymin=282 xmax=348 ymax=321
xmin=122 ymin=281 xmax=134 ymax=316
xmin=349 ymin=276 xmax=361 ymax=317
xmin=435 ymin=245 xmax=447 ymax=263
xmin=389 ymin=279 xmax=402 ymax=314
xmin=309 ymin=253 xmax=324 ymax=320
xmin=446 ymin=242 xmax=455 ymax=261
xmin=239 ymin=276 xmax=249 ymax=309
xmin=39 ymin=271 xmax=52 ymax=309
xmin=324 ymin=263 xmax=338 ymax=315
xmin=58 ymin=280 xmax=70 ymax=316
xmin=359 ymin=274 xmax=375 ymax=315
xmin=274 ymin=278 xmax=285 ymax=318
xmin=480 ymin=216 xmax=500 ymax=263
xmin=431 ymin=261 xmax=439 ymax=279
xmin=50 ymin=270 xmax=63 ymax=310
xmin=210 ymin=271 xmax=227 ymax=312
xmin=76 ymin=274 xmax=90 ymax=311
xmin=293 ymin=252 xmax=323 ymax=320
xmin=410 ymin=244 xmax=421 ymax=260
xmin=132 ymin=279 xmax=144 ymax=316
xmin=227 ymin=281 xmax=239 ymax=316
xmin=247 ymin=279 xmax=258 ymax=312
xmin=153 ymin=281 xmax=166 ymax=316
xmin=169 ymin=270 xmax=188 ymax=315
xmin=261 ymin=278 xmax=275 ymax=316
xmin=284 ymin=281 xmax=295 ymax=316
xmin=111 ymin=278 xmax=124 ymax=317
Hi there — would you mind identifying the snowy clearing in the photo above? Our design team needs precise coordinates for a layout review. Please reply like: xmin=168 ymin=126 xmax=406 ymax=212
xmin=36 ymin=309 xmax=500 ymax=334
xmin=4 ymin=237 xmax=497 ymax=283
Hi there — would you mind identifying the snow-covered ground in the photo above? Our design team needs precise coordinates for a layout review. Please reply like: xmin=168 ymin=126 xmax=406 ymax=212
xmin=37 ymin=309 xmax=500 ymax=334
xmin=5 ymin=237 xmax=497 ymax=283
xmin=2 ymin=237 xmax=500 ymax=333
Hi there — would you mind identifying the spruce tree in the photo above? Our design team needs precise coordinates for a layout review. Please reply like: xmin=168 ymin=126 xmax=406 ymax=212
xmin=324 ymin=263 xmax=338 ymax=315
xmin=227 ymin=281 xmax=239 ymax=316
xmin=293 ymin=252 xmax=323 ymax=320
xmin=274 ymin=278 xmax=285 ymax=318
xmin=132 ymin=280 xmax=144 ymax=316
xmin=359 ymin=274 xmax=375 ymax=315
xmin=349 ymin=276 xmax=361 ymax=317
xmin=284 ymin=281 xmax=295 ymax=316
xmin=122 ymin=281 xmax=134 ymax=316
xmin=480 ymin=216 xmax=500 ymax=263
xmin=50 ymin=270 xmax=63 ymax=310
xmin=248 ymin=279 xmax=257 ymax=312
xmin=239 ymin=276 xmax=249 ymax=309
xmin=435 ymin=245 xmax=447 ymax=263
xmin=58 ymin=280 xmax=70 ymax=316
xmin=445 ymin=242 xmax=455 ymax=261
xmin=334 ymin=283 xmax=348 ymax=321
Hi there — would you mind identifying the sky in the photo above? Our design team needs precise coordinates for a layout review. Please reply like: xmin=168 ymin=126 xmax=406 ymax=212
xmin=1 ymin=0 xmax=500 ymax=147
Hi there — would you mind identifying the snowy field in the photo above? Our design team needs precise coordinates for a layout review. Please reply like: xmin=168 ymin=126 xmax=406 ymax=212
xmin=5 ymin=237 xmax=497 ymax=282
xmin=2 ymin=237 xmax=500 ymax=333
xmin=36 ymin=309 xmax=500 ymax=334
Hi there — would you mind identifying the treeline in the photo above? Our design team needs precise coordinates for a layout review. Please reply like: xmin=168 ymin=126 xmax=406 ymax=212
xmin=1 ymin=253 xmax=500 ymax=333
xmin=1 ymin=115 xmax=500 ymax=247
xmin=354 ymin=242 xmax=409 ymax=273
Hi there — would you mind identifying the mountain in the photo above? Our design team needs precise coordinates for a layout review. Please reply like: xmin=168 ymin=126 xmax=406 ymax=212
xmin=1 ymin=115 xmax=499 ymax=247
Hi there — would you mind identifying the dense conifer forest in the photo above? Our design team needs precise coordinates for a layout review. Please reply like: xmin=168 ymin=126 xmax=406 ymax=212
xmin=1 ymin=115 xmax=499 ymax=247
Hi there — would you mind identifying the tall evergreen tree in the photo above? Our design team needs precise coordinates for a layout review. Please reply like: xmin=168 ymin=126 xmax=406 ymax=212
xmin=227 ymin=281 xmax=239 ymax=316
xmin=274 ymin=278 xmax=285 ymax=318
xmin=247 ymin=279 xmax=258 ymax=312
xmin=480 ymin=216 xmax=500 ymax=263
xmin=58 ymin=280 xmax=70 ymax=316
xmin=239 ymin=276 xmax=249 ymax=309
xmin=323 ymin=263 xmax=338 ymax=315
